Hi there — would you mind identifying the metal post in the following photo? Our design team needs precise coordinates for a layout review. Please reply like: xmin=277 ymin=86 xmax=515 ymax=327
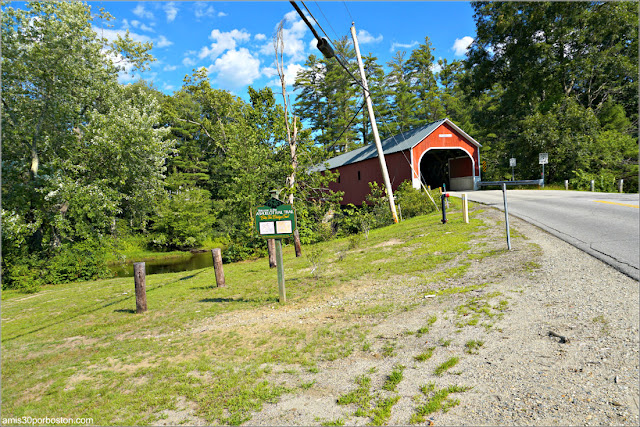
xmin=441 ymin=194 xmax=448 ymax=224
xmin=590 ymin=180 xmax=595 ymax=192
xmin=541 ymin=164 xmax=545 ymax=188
xmin=275 ymin=239 xmax=286 ymax=304
xmin=351 ymin=24 xmax=398 ymax=224
xmin=511 ymin=166 xmax=515 ymax=181
xmin=619 ymin=179 xmax=624 ymax=193
xmin=462 ymin=193 xmax=469 ymax=224
xmin=502 ymin=183 xmax=512 ymax=250
xmin=564 ymin=180 xmax=569 ymax=190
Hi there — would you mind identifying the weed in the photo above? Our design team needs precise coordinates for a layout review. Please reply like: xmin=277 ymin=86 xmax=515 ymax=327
xmin=438 ymin=338 xmax=452 ymax=347
xmin=306 ymin=246 xmax=323 ymax=279
xmin=416 ymin=326 xmax=430 ymax=337
xmin=414 ymin=347 xmax=435 ymax=362
xmin=367 ymin=367 xmax=378 ymax=374
xmin=381 ymin=342 xmax=396 ymax=358
xmin=409 ymin=384 xmax=472 ymax=424
xmin=301 ymin=380 xmax=316 ymax=390
xmin=382 ymin=364 xmax=405 ymax=392
xmin=370 ymin=396 xmax=400 ymax=426
xmin=307 ymin=366 xmax=319 ymax=374
xmin=434 ymin=357 xmax=459 ymax=376
xmin=321 ymin=419 xmax=345 ymax=426
xmin=337 ymin=375 xmax=372 ymax=407
xmin=464 ymin=340 xmax=484 ymax=354
xmin=362 ymin=341 xmax=371 ymax=352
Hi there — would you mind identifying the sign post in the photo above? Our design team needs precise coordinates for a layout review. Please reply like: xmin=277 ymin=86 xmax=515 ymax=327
xmin=509 ymin=158 xmax=516 ymax=181
xmin=539 ymin=153 xmax=548 ymax=188
xmin=255 ymin=196 xmax=297 ymax=304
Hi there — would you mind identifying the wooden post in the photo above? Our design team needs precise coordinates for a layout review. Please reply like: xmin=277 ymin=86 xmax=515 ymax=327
xmin=211 ymin=248 xmax=225 ymax=287
xmin=275 ymin=239 xmax=286 ymax=304
xmin=267 ymin=238 xmax=277 ymax=268
xmin=133 ymin=262 xmax=147 ymax=313
xmin=462 ymin=193 xmax=469 ymax=224
xmin=293 ymin=229 xmax=302 ymax=257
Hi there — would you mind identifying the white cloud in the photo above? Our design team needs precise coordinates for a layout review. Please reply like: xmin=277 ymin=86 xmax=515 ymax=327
xmin=198 ymin=29 xmax=251 ymax=60
xmin=357 ymin=29 xmax=383 ymax=44
xmin=194 ymin=2 xmax=217 ymax=20
xmin=452 ymin=36 xmax=474 ymax=56
xmin=390 ymin=41 xmax=419 ymax=52
xmin=309 ymin=38 xmax=318 ymax=49
xmin=163 ymin=83 xmax=176 ymax=92
xmin=254 ymin=33 xmax=267 ymax=41
xmin=183 ymin=57 xmax=196 ymax=67
xmin=164 ymin=2 xmax=178 ymax=23
xmin=156 ymin=35 xmax=173 ymax=48
xmin=95 ymin=27 xmax=152 ymax=45
xmin=163 ymin=64 xmax=178 ymax=72
xmin=208 ymin=48 xmax=261 ymax=88
xmin=432 ymin=60 xmax=443 ymax=74
xmin=132 ymin=4 xmax=154 ymax=20
xmin=218 ymin=12 xmax=227 ymax=17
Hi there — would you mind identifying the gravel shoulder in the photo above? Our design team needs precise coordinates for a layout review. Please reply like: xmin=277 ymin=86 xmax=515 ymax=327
xmin=247 ymin=208 xmax=639 ymax=426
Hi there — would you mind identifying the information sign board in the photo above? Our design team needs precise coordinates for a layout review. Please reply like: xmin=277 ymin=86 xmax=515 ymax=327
xmin=539 ymin=153 xmax=548 ymax=165
xmin=255 ymin=199 xmax=296 ymax=239
xmin=509 ymin=158 xmax=516 ymax=167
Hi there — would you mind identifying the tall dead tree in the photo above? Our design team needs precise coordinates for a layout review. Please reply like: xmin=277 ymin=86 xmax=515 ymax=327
xmin=274 ymin=20 xmax=302 ymax=257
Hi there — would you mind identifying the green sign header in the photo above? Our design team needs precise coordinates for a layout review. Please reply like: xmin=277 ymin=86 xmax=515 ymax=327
xmin=255 ymin=200 xmax=296 ymax=239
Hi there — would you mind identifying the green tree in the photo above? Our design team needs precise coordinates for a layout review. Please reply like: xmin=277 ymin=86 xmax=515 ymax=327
xmin=386 ymin=51 xmax=420 ymax=134
xmin=405 ymin=37 xmax=444 ymax=125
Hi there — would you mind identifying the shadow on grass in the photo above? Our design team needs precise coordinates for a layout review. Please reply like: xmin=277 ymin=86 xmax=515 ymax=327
xmin=199 ymin=296 xmax=278 ymax=304
xmin=3 ymin=274 xmax=200 ymax=342
xmin=114 ymin=308 xmax=136 ymax=314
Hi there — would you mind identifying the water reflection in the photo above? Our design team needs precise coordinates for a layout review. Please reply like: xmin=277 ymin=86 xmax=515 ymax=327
xmin=109 ymin=251 xmax=213 ymax=277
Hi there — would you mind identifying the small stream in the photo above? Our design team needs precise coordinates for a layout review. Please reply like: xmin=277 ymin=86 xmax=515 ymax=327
xmin=109 ymin=251 xmax=213 ymax=277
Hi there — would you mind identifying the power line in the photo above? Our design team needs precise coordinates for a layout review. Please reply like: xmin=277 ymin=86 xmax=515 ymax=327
xmin=325 ymin=99 xmax=366 ymax=152
xmin=343 ymin=1 xmax=354 ymax=22
xmin=313 ymin=1 xmax=341 ymax=44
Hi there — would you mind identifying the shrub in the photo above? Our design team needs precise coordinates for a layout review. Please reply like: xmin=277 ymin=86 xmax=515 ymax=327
xmin=395 ymin=180 xmax=437 ymax=219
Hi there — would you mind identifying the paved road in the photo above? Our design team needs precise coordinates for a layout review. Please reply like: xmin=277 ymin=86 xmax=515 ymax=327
xmin=449 ymin=190 xmax=640 ymax=280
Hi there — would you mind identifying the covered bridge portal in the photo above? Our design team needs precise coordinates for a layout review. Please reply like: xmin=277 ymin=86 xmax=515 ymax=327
xmin=313 ymin=118 xmax=482 ymax=206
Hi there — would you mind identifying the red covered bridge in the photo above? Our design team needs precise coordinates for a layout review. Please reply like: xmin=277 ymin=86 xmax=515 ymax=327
xmin=313 ymin=118 xmax=482 ymax=205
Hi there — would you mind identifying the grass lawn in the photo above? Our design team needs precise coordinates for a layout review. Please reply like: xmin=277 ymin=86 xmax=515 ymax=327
xmin=2 ymin=202 xmax=504 ymax=425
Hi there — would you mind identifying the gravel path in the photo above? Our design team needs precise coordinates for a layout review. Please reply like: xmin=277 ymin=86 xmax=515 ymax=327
xmin=239 ymin=208 xmax=639 ymax=426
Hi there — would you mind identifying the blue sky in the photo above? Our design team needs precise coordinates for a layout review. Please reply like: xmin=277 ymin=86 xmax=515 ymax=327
xmin=88 ymin=1 xmax=477 ymax=100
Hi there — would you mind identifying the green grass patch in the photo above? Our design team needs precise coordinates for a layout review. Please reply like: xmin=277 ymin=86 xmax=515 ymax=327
xmin=2 ymin=209 xmax=508 ymax=424
xmin=382 ymin=364 xmax=405 ymax=392
xmin=464 ymin=340 xmax=484 ymax=354
xmin=414 ymin=347 xmax=435 ymax=362
xmin=434 ymin=357 xmax=460 ymax=376
xmin=409 ymin=384 xmax=472 ymax=424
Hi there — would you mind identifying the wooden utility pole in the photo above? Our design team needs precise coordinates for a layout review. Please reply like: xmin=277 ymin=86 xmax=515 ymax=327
xmin=350 ymin=23 xmax=398 ymax=223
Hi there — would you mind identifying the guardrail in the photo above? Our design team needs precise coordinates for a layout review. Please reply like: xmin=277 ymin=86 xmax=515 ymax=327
xmin=479 ymin=179 xmax=543 ymax=187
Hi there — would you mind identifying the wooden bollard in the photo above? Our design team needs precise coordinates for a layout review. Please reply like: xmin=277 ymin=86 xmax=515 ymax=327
xmin=267 ymin=239 xmax=277 ymax=268
xmin=293 ymin=229 xmax=302 ymax=257
xmin=211 ymin=248 xmax=225 ymax=287
xmin=133 ymin=262 xmax=147 ymax=313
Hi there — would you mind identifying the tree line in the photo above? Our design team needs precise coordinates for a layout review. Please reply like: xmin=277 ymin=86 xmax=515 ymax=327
xmin=2 ymin=1 xmax=637 ymax=291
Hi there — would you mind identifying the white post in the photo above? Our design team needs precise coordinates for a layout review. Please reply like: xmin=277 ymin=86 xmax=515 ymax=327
xmin=619 ymin=179 xmax=624 ymax=193
xmin=564 ymin=180 xmax=568 ymax=190
xmin=350 ymin=23 xmax=398 ymax=224
xmin=591 ymin=180 xmax=595 ymax=192
xmin=462 ymin=193 xmax=469 ymax=224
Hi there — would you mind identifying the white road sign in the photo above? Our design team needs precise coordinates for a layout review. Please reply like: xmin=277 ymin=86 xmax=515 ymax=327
xmin=539 ymin=153 xmax=548 ymax=165
xmin=509 ymin=158 xmax=516 ymax=167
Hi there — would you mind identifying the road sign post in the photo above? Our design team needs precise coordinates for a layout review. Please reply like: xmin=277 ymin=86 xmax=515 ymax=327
xmin=509 ymin=158 xmax=516 ymax=181
xmin=539 ymin=153 xmax=548 ymax=188
xmin=255 ymin=197 xmax=297 ymax=304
